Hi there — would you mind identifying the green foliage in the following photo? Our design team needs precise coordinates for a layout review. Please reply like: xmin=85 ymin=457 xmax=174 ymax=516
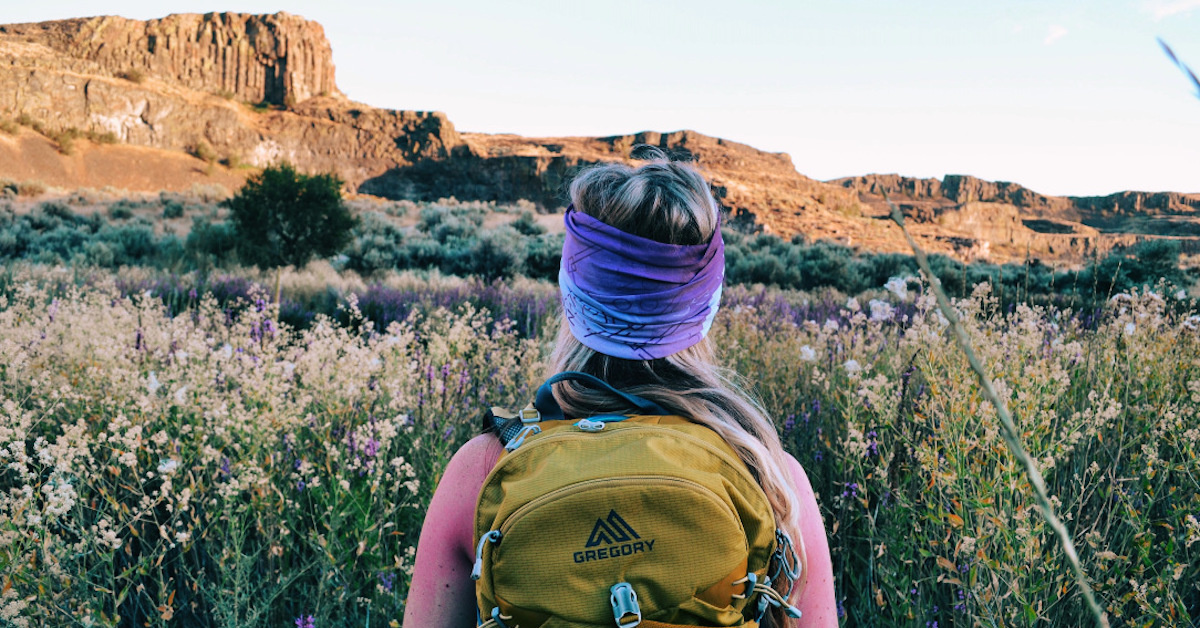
xmin=511 ymin=210 xmax=546 ymax=236
xmin=721 ymin=228 xmax=1194 ymax=309
xmin=162 ymin=200 xmax=186 ymax=219
xmin=107 ymin=200 xmax=135 ymax=220
xmin=185 ymin=216 xmax=240 ymax=269
xmin=224 ymin=162 xmax=358 ymax=271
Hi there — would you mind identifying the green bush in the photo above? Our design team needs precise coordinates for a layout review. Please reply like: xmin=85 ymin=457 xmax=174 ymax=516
xmin=511 ymin=210 xmax=546 ymax=236
xmin=225 ymin=162 xmax=358 ymax=272
xmin=107 ymin=201 xmax=134 ymax=220
xmin=162 ymin=200 xmax=186 ymax=219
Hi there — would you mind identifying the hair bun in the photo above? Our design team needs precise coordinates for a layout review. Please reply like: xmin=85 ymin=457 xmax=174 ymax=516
xmin=630 ymin=144 xmax=669 ymax=161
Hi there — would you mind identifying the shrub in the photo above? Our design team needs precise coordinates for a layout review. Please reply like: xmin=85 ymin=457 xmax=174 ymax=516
xmin=191 ymin=140 xmax=217 ymax=163
xmin=89 ymin=129 xmax=119 ymax=144
xmin=189 ymin=183 xmax=230 ymax=203
xmin=0 ymin=118 xmax=17 ymax=135
xmin=184 ymin=217 xmax=239 ymax=268
xmin=225 ymin=162 xmax=358 ymax=273
xmin=119 ymin=68 xmax=146 ymax=84
xmin=511 ymin=210 xmax=546 ymax=236
xmin=162 ymin=200 xmax=185 ymax=219
xmin=107 ymin=201 xmax=135 ymax=220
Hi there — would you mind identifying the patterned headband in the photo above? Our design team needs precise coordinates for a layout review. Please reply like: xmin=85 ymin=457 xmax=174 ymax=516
xmin=558 ymin=204 xmax=724 ymax=360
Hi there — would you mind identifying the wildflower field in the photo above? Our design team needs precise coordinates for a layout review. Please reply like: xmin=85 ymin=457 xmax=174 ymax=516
xmin=2 ymin=264 xmax=1199 ymax=626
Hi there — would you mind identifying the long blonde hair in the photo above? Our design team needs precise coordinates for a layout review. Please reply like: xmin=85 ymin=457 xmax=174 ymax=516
xmin=548 ymin=146 xmax=808 ymax=621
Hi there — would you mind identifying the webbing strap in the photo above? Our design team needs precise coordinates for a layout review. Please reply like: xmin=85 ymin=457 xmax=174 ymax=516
xmin=532 ymin=371 xmax=669 ymax=421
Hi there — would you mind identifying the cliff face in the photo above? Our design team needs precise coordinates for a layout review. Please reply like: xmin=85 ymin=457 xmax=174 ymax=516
xmin=2 ymin=13 xmax=337 ymax=105
xmin=832 ymin=174 xmax=1200 ymax=260
xmin=0 ymin=13 xmax=463 ymax=185
xmin=835 ymin=174 xmax=1200 ymax=220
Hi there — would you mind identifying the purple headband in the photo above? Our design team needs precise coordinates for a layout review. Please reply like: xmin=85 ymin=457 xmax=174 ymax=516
xmin=559 ymin=204 xmax=725 ymax=360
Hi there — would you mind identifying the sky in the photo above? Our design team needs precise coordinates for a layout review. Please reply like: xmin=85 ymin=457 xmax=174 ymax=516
xmin=6 ymin=0 xmax=1200 ymax=196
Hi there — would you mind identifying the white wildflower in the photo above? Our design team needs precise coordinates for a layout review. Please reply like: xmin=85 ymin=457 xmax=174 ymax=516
xmin=823 ymin=319 xmax=840 ymax=333
xmin=844 ymin=359 xmax=862 ymax=377
xmin=1176 ymin=289 xmax=1187 ymax=300
xmin=1124 ymin=322 xmax=1136 ymax=336
xmin=1183 ymin=315 xmax=1200 ymax=332
xmin=868 ymin=299 xmax=894 ymax=322
xmin=146 ymin=372 xmax=160 ymax=395
xmin=845 ymin=297 xmax=860 ymax=312
xmin=339 ymin=478 xmax=351 ymax=491
xmin=173 ymin=385 xmax=188 ymax=404
xmin=800 ymin=345 xmax=817 ymax=362
xmin=885 ymin=276 xmax=911 ymax=301
xmin=221 ymin=343 xmax=233 ymax=359
xmin=157 ymin=458 xmax=179 ymax=474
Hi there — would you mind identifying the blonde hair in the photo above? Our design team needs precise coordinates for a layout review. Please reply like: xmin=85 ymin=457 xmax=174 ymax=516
xmin=549 ymin=146 xmax=808 ymax=622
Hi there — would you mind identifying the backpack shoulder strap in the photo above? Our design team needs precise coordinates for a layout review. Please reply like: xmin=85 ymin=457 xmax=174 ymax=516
xmin=533 ymin=371 xmax=669 ymax=421
xmin=483 ymin=371 xmax=670 ymax=447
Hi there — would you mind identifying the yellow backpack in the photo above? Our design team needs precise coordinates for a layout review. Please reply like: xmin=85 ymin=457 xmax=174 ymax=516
xmin=472 ymin=372 xmax=801 ymax=628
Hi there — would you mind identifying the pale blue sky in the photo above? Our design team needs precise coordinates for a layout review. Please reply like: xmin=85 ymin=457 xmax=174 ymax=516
xmin=8 ymin=1 xmax=1200 ymax=196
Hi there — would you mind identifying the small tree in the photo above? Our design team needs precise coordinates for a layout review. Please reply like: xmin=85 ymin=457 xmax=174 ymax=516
xmin=225 ymin=162 xmax=358 ymax=303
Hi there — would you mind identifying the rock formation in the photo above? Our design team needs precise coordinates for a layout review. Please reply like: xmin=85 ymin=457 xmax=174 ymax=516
xmin=0 ymin=12 xmax=462 ymax=186
xmin=2 ymin=13 xmax=337 ymax=105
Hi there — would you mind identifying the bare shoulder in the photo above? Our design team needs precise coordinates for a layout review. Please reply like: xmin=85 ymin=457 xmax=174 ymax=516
xmin=783 ymin=453 xmax=816 ymax=496
xmin=442 ymin=432 xmax=503 ymax=494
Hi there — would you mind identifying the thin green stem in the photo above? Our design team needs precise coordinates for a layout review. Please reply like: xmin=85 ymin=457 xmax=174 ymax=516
xmin=886 ymin=195 xmax=1109 ymax=628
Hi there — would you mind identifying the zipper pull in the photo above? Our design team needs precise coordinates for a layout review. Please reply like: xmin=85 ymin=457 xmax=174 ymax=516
xmin=470 ymin=530 xmax=502 ymax=580
xmin=504 ymin=424 xmax=542 ymax=451
xmin=575 ymin=418 xmax=606 ymax=432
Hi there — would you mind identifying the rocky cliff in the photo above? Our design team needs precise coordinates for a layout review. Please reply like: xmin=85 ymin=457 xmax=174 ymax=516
xmin=0 ymin=12 xmax=463 ymax=186
xmin=833 ymin=173 xmax=1200 ymax=260
xmin=2 ymin=13 xmax=337 ymax=105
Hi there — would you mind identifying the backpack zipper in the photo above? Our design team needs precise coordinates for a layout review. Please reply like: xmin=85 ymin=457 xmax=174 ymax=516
xmin=486 ymin=422 xmax=752 ymax=486
xmin=496 ymin=475 xmax=745 ymax=540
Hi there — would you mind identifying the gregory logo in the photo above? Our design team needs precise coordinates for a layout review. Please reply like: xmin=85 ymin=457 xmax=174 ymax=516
xmin=573 ymin=510 xmax=655 ymax=563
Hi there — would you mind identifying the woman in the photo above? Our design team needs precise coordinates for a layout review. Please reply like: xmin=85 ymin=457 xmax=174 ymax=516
xmin=403 ymin=147 xmax=836 ymax=626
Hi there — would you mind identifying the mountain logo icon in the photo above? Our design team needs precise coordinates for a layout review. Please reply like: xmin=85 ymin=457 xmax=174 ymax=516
xmin=585 ymin=510 xmax=642 ymax=547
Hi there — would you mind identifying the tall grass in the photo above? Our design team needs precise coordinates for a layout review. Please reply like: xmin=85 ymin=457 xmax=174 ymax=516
xmin=1 ymin=267 xmax=1198 ymax=625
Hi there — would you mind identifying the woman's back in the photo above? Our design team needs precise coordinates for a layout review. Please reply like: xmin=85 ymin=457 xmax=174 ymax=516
xmin=402 ymin=147 xmax=837 ymax=626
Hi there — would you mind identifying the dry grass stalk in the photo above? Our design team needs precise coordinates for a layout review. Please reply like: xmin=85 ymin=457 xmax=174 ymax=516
xmin=886 ymin=193 xmax=1110 ymax=628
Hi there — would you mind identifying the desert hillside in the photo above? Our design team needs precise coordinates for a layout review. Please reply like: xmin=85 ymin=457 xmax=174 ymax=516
xmin=1 ymin=11 xmax=1197 ymax=265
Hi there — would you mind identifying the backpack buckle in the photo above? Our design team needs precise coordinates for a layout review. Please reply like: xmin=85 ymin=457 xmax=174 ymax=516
xmin=610 ymin=582 xmax=641 ymax=627
xmin=518 ymin=406 xmax=541 ymax=424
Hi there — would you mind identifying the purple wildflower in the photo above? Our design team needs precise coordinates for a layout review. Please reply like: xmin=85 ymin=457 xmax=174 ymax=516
xmin=378 ymin=572 xmax=396 ymax=593
xmin=294 ymin=615 xmax=315 ymax=628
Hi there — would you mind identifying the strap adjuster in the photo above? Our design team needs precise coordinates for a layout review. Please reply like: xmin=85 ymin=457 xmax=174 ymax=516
xmin=518 ymin=406 xmax=541 ymax=423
